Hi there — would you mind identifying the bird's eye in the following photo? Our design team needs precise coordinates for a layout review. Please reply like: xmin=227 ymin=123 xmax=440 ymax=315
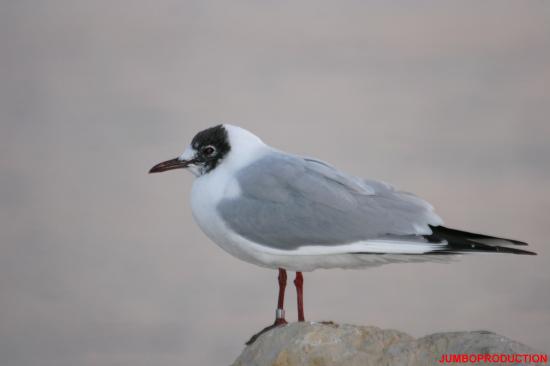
xmin=201 ymin=146 xmax=216 ymax=156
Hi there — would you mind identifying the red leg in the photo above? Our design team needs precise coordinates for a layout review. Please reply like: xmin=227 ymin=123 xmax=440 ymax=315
xmin=274 ymin=268 xmax=288 ymax=325
xmin=245 ymin=268 xmax=288 ymax=345
xmin=294 ymin=272 xmax=305 ymax=322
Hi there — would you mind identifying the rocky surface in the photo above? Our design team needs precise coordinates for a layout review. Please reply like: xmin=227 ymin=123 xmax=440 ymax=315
xmin=232 ymin=322 xmax=539 ymax=366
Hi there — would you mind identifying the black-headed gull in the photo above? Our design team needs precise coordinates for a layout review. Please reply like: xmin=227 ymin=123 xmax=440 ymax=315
xmin=150 ymin=124 xmax=535 ymax=338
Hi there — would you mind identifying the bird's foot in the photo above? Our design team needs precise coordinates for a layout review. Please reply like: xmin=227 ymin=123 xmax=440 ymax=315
xmin=245 ymin=318 xmax=287 ymax=345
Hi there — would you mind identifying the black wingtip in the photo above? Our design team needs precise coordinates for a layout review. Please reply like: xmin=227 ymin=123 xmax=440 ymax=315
xmin=429 ymin=226 xmax=529 ymax=246
xmin=433 ymin=247 xmax=537 ymax=256
xmin=484 ymin=246 xmax=537 ymax=255
xmin=506 ymin=239 xmax=529 ymax=246
xmin=426 ymin=225 xmax=536 ymax=255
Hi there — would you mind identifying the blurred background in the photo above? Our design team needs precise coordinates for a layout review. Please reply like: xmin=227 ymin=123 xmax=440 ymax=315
xmin=1 ymin=1 xmax=549 ymax=365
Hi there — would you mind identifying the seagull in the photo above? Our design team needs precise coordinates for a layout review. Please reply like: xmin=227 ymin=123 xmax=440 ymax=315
xmin=149 ymin=124 xmax=535 ymax=340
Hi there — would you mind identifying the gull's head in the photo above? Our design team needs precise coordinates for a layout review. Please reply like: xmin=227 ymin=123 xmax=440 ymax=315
xmin=149 ymin=124 xmax=265 ymax=177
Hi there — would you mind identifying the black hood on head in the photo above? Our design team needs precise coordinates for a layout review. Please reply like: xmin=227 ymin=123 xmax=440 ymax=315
xmin=190 ymin=124 xmax=231 ymax=173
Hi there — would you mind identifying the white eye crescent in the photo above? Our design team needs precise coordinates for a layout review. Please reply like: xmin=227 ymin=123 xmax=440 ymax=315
xmin=201 ymin=145 xmax=216 ymax=156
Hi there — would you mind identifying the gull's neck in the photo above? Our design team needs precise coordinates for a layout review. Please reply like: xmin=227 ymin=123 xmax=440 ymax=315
xmin=220 ymin=124 xmax=270 ymax=173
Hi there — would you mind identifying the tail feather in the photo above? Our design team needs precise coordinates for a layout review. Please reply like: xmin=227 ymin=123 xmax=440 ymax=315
xmin=425 ymin=225 xmax=536 ymax=256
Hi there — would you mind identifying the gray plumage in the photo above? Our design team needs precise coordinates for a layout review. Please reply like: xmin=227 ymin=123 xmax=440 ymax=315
xmin=217 ymin=151 xmax=442 ymax=250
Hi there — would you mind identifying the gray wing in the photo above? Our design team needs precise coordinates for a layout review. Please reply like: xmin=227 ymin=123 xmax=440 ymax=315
xmin=217 ymin=152 xmax=443 ymax=250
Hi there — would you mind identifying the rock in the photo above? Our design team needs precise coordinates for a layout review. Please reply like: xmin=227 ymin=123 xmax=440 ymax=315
xmin=232 ymin=322 xmax=540 ymax=366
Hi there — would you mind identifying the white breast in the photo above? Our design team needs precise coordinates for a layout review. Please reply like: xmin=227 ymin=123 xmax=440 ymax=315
xmin=189 ymin=128 xmax=280 ymax=267
xmin=190 ymin=164 xmax=267 ymax=266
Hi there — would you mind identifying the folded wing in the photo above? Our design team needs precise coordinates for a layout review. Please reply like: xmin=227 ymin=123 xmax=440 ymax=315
xmin=217 ymin=152 xmax=443 ymax=253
